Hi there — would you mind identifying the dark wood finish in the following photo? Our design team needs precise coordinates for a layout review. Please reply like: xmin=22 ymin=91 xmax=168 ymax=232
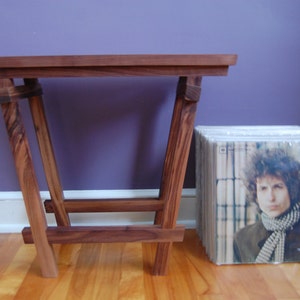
xmin=0 ymin=66 xmax=230 ymax=78
xmin=0 ymin=54 xmax=237 ymax=78
xmin=44 ymin=198 xmax=164 ymax=213
xmin=0 ymin=79 xmax=58 ymax=277
xmin=0 ymin=79 xmax=42 ymax=103
xmin=0 ymin=54 xmax=237 ymax=277
xmin=0 ymin=54 xmax=237 ymax=67
xmin=25 ymin=79 xmax=70 ymax=227
xmin=153 ymin=76 xmax=202 ymax=275
xmin=22 ymin=225 xmax=185 ymax=244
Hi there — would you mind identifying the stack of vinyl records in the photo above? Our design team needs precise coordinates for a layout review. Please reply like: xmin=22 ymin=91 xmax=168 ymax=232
xmin=195 ymin=126 xmax=300 ymax=265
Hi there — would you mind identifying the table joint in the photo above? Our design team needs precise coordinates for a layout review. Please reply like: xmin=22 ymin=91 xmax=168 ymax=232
xmin=0 ymin=79 xmax=42 ymax=103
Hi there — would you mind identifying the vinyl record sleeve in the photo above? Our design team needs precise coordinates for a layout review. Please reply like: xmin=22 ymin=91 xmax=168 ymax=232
xmin=195 ymin=126 xmax=300 ymax=264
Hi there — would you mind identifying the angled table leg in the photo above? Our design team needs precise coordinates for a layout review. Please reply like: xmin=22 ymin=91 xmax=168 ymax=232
xmin=0 ymin=78 xmax=58 ymax=277
xmin=25 ymin=78 xmax=70 ymax=227
xmin=153 ymin=76 xmax=202 ymax=275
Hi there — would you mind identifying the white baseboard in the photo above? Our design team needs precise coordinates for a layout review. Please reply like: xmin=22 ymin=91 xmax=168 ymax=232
xmin=0 ymin=189 xmax=196 ymax=233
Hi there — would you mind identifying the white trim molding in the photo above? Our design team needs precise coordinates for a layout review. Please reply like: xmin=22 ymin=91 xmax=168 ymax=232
xmin=0 ymin=189 xmax=196 ymax=233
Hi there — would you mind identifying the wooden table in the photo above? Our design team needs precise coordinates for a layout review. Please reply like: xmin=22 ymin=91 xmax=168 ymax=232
xmin=0 ymin=54 xmax=237 ymax=277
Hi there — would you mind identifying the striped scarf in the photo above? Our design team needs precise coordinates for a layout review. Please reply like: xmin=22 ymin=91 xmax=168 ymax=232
xmin=255 ymin=202 xmax=300 ymax=263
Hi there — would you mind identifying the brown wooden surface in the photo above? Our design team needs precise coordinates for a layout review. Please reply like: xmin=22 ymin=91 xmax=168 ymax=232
xmin=153 ymin=76 xmax=201 ymax=275
xmin=44 ymin=199 xmax=164 ymax=213
xmin=0 ymin=80 xmax=42 ymax=103
xmin=26 ymin=79 xmax=70 ymax=227
xmin=0 ymin=54 xmax=237 ymax=277
xmin=22 ymin=225 xmax=185 ymax=244
xmin=157 ymin=76 xmax=201 ymax=227
xmin=0 ymin=79 xmax=58 ymax=278
xmin=1 ymin=230 xmax=299 ymax=299
xmin=0 ymin=54 xmax=237 ymax=67
xmin=0 ymin=54 xmax=237 ymax=78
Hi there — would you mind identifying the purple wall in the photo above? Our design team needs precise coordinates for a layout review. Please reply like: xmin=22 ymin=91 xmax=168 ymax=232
xmin=1 ymin=1 xmax=300 ymax=191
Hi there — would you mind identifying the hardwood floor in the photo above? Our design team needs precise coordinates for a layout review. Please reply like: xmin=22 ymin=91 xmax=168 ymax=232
xmin=0 ymin=230 xmax=299 ymax=299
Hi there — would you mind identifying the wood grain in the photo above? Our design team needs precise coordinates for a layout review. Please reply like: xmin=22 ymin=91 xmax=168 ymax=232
xmin=0 ymin=80 xmax=42 ymax=103
xmin=0 ymin=55 xmax=237 ymax=278
xmin=0 ymin=79 xmax=58 ymax=278
xmin=153 ymin=76 xmax=202 ymax=275
xmin=0 ymin=54 xmax=237 ymax=67
xmin=1 ymin=230 xmax=299 ymax=300
xmin=44 ymin=199 xmax=164 ymax=213
xmin=26 ymin=79 xmax=70 ymax=227
xmin=0 ymin=54 xmax=237 ymax=78
xmin=22 ymin=225 xmax=185 ymax=244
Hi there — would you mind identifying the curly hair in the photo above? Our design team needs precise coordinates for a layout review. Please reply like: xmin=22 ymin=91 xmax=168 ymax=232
xmin=244 ymin=147 xmax=300 ymax=206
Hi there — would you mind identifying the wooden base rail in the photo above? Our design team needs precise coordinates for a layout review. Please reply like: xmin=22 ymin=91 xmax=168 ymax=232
xmin=0 ymin=54 xmax=237 ymax=277
xmin=22 ymin=225 xmax=185 ymax=244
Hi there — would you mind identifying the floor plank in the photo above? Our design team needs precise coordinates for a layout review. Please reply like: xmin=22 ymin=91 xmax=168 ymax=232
xmin=0 ymin=230 xmax=299 ymax=299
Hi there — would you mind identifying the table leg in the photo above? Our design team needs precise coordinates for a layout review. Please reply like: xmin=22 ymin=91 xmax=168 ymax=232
xmin=153 ymin=76 xmax=202 ymax=275
xmin=25 ymin=79 xmax=70 ymax=226
xmin=0 ymin=78 xmax=58 ymax=277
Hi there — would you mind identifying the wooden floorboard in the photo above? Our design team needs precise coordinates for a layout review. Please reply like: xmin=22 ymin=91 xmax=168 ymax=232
xmin=0 ymin=230 xmax=299 ymax=299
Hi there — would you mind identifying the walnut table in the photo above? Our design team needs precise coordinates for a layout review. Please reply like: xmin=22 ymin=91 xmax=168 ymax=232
xmin=0 ymin=54 xmax=237 ymax=277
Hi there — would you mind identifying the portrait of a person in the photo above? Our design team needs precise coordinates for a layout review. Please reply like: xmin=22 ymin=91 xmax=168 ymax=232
xmin=233 ymin=147 xmax=300 ymax=263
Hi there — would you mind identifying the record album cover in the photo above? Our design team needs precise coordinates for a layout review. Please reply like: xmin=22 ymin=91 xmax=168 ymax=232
xmin=195 ymin=126 xmax=300 ymax=265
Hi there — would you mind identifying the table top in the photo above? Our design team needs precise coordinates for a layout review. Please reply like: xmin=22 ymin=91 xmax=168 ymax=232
xmin=0 ymin=54 xmax=237 ymax=78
